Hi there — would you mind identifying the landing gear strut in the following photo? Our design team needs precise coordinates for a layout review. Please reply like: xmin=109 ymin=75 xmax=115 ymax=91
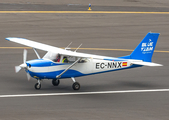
xmin=35 ymin=80 xmax=41 ymax=90
xmin=52 ymin=79 xmax=60 ymax=86
xmin=71 ymin=77 xmax=80 ymax=90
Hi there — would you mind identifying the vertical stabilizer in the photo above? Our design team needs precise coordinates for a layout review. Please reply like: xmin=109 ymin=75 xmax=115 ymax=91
xmin=130 ymin=32 xmax=160 ymax=62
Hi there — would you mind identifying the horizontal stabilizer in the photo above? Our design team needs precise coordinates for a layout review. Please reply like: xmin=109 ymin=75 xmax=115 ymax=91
xmin=131 ymin=61 xmax=163 ymax=66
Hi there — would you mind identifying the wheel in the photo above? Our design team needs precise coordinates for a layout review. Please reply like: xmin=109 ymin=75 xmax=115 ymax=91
xmin=34 ymin=83 xmax=41 ymax=90
xmin=52 ymin=79 xmax=60 ymax=86
xmin=72 ymin=82 xmax=80 ymax=90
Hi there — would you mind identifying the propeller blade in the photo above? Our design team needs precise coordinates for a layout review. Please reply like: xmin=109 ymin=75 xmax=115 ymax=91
xmin=15 ymin=66 xmax=21 ymax=73
xmin=27 ymin=72 xmax=31 ymax=81
xmin=23 ymin=49 xmax=27 ymax=63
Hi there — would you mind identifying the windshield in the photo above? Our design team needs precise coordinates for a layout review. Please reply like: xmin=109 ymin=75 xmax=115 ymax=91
xmin=43 ymin=52 xmax=59 ymax=62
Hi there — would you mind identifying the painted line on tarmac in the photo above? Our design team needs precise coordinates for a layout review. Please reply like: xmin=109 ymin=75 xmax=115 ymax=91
xmin=0 ymin=89 xmax=169 ymax=98
xmin=0 ymin=11 xmax=169 ymax=14
xmin=0 ymin=47 xmax=169 ymax=53
xmin=0 ymin=47 xmax=31 ymax=49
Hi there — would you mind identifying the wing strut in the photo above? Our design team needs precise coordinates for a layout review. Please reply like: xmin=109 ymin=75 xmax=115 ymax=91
xmin=56 ymin=58 xmax=82 ymax=78
xmin=33 ymin=48 xmax=41 ymax=59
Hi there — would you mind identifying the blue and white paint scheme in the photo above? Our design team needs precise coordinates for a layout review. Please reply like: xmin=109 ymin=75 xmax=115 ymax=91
xmin=6 ymin=32 xmax=162 ymax=90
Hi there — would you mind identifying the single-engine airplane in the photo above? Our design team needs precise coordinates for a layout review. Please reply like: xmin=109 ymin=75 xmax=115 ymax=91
xmin=6 ymin=32 xmax=162 ymax=90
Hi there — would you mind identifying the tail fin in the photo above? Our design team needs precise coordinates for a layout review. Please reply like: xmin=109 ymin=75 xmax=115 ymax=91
xmin=129 ymin=32 xmax=160 ymax=62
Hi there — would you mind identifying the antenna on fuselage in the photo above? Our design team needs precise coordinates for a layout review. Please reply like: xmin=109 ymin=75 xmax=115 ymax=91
xmin=74 ymin=44 xmax=82 ymax=52
xmin=65 ymin=42 xmax=72 ymax=50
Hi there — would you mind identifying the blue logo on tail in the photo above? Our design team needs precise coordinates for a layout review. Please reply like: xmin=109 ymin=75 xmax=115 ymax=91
xmin=141 ymin=39 xmax=154 ymax=53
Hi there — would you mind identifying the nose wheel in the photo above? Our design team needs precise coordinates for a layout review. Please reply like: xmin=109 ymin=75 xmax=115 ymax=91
xmin=35 ymin=80 xmax=41 ymax=90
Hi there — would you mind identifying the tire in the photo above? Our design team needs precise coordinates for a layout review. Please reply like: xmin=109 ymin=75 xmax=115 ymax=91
xmin=35 ymin=83 xmax=41 ymax=90
xmin=52 ymin=79 xmax=60 ymax=86
xmin=72 ymin=82 xmax=80 ymax=90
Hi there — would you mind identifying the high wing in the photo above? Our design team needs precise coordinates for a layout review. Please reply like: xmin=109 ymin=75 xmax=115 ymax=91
xmin=6 ymin=37 xmax=162 ymax=67
xmin=6 ymin=37 xmax=118 ymax=60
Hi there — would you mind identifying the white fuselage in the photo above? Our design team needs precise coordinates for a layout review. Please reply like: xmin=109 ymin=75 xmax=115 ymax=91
xmin=26 ymin=59 xmax=132 ymax=79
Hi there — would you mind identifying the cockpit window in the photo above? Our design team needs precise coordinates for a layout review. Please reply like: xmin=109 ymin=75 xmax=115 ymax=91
xmin=68 ymin=57 xmax=87 ymax=63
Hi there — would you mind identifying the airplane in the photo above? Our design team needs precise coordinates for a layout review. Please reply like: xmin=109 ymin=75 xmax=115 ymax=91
xmin=6 ymin=32 xmax=162 ymax=90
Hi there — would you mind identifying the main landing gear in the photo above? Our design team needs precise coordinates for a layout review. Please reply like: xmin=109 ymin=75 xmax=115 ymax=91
xmin=34 ymin=77 xmax=80 ymax=90
xmin=52 ymin=77 xmax=80 ymax=90
xmin=52 ymin=79 xmax=60 ymax=86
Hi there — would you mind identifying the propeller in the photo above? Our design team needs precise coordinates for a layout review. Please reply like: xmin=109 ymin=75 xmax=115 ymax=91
xmin=15 ymin=49 xmax=27 ymax=73
xmin=15 ymin=49 xmax=30 ymax=81
xmin=15 ymin=48 xmax=41 ymax=81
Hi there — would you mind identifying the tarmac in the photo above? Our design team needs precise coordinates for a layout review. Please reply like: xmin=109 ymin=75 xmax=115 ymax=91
xmin=0 ymin=1 xmax=169 ymax=120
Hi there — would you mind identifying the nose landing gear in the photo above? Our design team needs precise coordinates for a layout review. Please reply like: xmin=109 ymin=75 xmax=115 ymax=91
xmin=34 ymin=80 xmax=41 ymax=90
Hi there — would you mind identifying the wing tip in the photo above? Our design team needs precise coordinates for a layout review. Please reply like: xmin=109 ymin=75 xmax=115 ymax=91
xmin=5 ymin=37 xmax=11 ymax=41
xmin=5 ymin=37 xmax=28 ymax=41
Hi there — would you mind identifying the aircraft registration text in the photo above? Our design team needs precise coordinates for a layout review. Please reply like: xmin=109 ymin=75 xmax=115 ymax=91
xmin=95 ymin=62 xmax=128 ymax=69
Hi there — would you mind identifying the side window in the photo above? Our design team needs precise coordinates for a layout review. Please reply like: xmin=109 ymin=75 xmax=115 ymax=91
xmin=67 ymin=56 xmax=76 ymax=63
xmin=67 ymin=57 xmax=87 ymax=63
xmin=79 ymin=58 xmax=87 ymax=63
xmin=53 ymin=54 xmax=61 ymax=62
